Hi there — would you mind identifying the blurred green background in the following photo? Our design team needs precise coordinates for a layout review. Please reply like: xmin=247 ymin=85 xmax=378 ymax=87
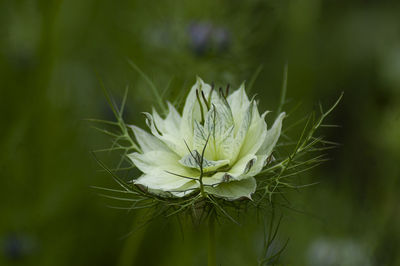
xmin=1 ymin=0 xmax=399 ymax=265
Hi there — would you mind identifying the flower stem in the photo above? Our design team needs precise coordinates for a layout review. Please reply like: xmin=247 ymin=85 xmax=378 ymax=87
xmin=208 ymin=213 xmax=216 ymax=266
xmin=117 ymin=209 xmax=152 ymax=266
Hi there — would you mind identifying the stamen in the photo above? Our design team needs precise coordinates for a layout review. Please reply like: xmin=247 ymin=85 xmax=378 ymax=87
xmin=196 ymin=89 xmax=205 ymax=124
xmin=218 ymin=87 xmax=224 ymax=98
xmin=225 ymin=84 xmax=230 ymax=97
xmin=208 ymin=82 xmax=215 ymax=104
xmin=201 ymin=90 xmax=210 ymax=110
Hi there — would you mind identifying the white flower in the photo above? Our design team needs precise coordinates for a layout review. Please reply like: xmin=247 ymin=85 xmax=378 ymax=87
xmin=128 ymin=77 xmax=285 ymax=200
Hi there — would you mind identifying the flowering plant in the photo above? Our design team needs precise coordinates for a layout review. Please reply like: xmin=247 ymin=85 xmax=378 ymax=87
xmin=91 ymin=72 xmax=341 ymax=265
xmin=129 ymin=77 xmax=285 ymax=201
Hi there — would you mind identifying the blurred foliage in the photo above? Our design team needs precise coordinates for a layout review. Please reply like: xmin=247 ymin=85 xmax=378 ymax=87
xmin=1 ymin=0 xmax=399 ymax=265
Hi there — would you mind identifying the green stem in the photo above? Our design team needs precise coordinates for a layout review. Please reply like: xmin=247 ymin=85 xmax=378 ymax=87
xmin=117 ymin=209 xmax=152 ymax=266
xmin=208 ymin=213 xmax=216 ymax=266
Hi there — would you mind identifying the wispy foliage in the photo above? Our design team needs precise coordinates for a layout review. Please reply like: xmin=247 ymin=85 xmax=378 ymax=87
xmin=89 ymin=70 xmax=342 ymax=264
xmin=90 ymin=82 xmax=342 ymax=222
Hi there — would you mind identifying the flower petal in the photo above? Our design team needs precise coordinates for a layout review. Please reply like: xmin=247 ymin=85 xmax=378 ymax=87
xmin=129 ymin=125 xmax=169 ymax=153
xmin=192 ymin=120 xmax=210 ymax=157
xmin=180 ymin=77 xmax=212 ymax=147
xmin=202 ymin=98 xmax=235 ymax=160
xmin=130 ymin=150 xmax=197 ymax=191
xmin=204 ymin=177 xmax=256 ymax=200
xmin=258 ymin=112 xmax=285 ymax=156
xmin=179 ymin=150 xmax=230 ymax=173
xmin=151 ymin=104 xmax=181 ymax=136
xmin=246 ymin=154 xmax=268 ymax=176
xmin=229 ymin=101 xmax=254 ymax=162
xmin=202 ymin=154 xmax=258 ymax=185
xmin=206 ymin=93 xmax=234 ymax=134
xmin=202 ymin=172 xmax=229 ymax=186
xmin=227 ymin=154 xmax=258 ymax=180
xmin=144 ymin=112 xmax=187 ymax=156
xmin=135 ymin=173 xmax=193 ymax=191
xmin=128 ymin=151 xmax=198 ymax=178
xmin=165 ymin=102 xmax=181 ymax=129
xmin=238 ymin=107 xmax=269 ymax=159
xmin=227 ymin=83 xmax=250 ymax=127
xmin=169 ymin=180 xmax=199 ymax=197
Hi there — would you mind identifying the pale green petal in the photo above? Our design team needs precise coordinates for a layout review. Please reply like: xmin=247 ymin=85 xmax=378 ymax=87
xmin=207 ymin=93 xmax=234 ymax=133
xmin=238 ymin=109 xmax=268 ymax=159
xmin=204 ymin=177 xmax=256 ymax=200
xmin=227 ymin=154 xmax=258 ymax=180
xmin=229 ymin=101 xmax=254 ymax=162
xmin=227 ymin=83 xmax=250 ymax=130
xmin=129 ymin=125 xmax=169 ymax=153
xmin=202 ymin=172 xmax=229 ymax=186
xmin=192 ymin=120 xmax=210 ymax=157
xmin=142 ymin=187 xmax=176 ymax=198
xmin=143 ymin=112 xmax=161 ymax=137
xmin=165 ymin=102 xmax=181 ymax=129
xmin=152 ymin=108 xmax=167 ymax=134
xmin=217 ymin=125 xmax=235 ymax=160
xmin=143 ymin=180 xmax=199 ymax=198
xmin=180 ymin=77 xmax=212 ymax=147
xmin=247 ymin=154 xmax=268 ymax=176
xmin=128 ymin=150 xmax=177 ymax=174
xmin=192 ymin=106 xmax=235 ymax=161
xmin=202 ymin=96 xmax=235 ymax=159
xmin=135 ymin=173 xmax=193 ymax=191
xmin=179 ymin=150 xmax=230 ymax=173
xmin=201 ymin=154 xmax=258 ymax=186
xmin=258 ymin=112 xmax=285 ymax=156
xmin=227 ymin=83 xmax=250 ymax=113
xmin=128 ymin=151 xmax=198 ymax=178
xmin=126 ymin=77 xmax=284 ymax=200
xmin=130 ymin=150 xmax=198 ymax=191
xmin=151 ymin=104 xmax=182 ymax=136
xmin=169 ymin=180 xmax=199 ymax=197
xmin=144 ymin=112 xmax=187 ymax=156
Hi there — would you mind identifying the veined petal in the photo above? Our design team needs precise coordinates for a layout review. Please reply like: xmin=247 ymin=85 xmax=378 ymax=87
xmin=135 ymin=172 xmax=193 ymax=191
xmin=218 ymin=125 xmax=235 ymax=160
xmin=130 ymin=150 xmax=198 ymax=192
xmin=202 ymin=95 xmax=235 ymax=159
xmin=192 ymin=120 xmax=211 ymax=157
xmin=204 ymin=177 xmax=256 ymax=200
xmin=128 ymin=151 xmax=198 ymax=178
xmin=125 ymin=77 xmax=285 ymax=200
xmin=152 ymin=108 xmax=167 ymax=134
xmin=238 ymin=109 xmax=268 ymax=159
xmin=227 ymin=154 xmax=258 ymax=180
xmin=151 ymin=103 xmax=182 ymax=137
xmin=144 ymin=112 xmax=187 ymax=156
xmin=227 ymin=83 xmax=250 ymax=130
xmin=169 ymin=180 xmax=199 ymax=197
xmin=202 ymin=172 xmax=230 ymax=186
xmin=180 ymin=77 xmax=212 ymax=147
xmin=201 ymin=154 xmax=258 ymax=186
xmin=165 ymin=102 xmax=181 ymax=129
xmin=179 ymin=150 xmax=230 ymax=173
xmin=207 ymin=93 xmax=234 ymax=133
xmin=258 ymin=112 xmax=285 ymax=156
xmin=129 ymin=125 xmax=169 ymax=153
xmin=229 ymin=101 xmax=254 ymax=162
xmin=247 ymin=154 xmax=268 ymax=176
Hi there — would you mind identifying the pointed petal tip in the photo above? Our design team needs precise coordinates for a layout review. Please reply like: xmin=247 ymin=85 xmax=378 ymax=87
xmin=166 ymin=101 xmax=174 ymax=109
xmin=245 ymin=193 xmax=254 ymax=201
xmin=195 ymin=76 xmax=204 ymax=84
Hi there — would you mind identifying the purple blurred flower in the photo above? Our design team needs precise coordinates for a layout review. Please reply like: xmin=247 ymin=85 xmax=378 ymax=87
xmin=187 ymin=22 xmax=231 ymax=56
